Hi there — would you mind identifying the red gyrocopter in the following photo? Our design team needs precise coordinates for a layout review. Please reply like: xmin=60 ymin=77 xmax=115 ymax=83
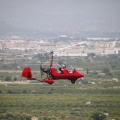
xmin=22 ymin=52 xmax=84 ymax=84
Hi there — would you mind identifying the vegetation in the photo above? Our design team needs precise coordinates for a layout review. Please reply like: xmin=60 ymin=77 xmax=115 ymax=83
xmin=0 ymin=83 xmax=120 ymax=120
xmin=91 ymin=112 xmax=106 ymax=120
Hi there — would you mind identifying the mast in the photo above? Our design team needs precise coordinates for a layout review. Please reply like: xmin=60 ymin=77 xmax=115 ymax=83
xmin=50 ymin=51 xmax=54 ymax=67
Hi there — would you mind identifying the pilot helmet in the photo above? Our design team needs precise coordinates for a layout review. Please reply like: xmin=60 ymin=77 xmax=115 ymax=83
xmin=63 ymin=64 xmax=66 ymax=68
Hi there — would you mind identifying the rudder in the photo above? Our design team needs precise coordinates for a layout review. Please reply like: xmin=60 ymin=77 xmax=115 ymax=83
xmin=22 ymin=67 xmax=33 ymax=79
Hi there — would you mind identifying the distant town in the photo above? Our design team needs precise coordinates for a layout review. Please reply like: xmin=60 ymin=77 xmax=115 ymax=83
xmin=0 ymin=36 xmax=120 ymax=57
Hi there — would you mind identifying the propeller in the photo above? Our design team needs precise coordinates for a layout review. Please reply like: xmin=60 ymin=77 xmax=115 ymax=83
xmin=38 ymin=53 xmax=44 ymax=79
xmin=40 ymin=64 xmax=43 ymax=79
xmin=39 ymin=51 xmax=54 ymax=79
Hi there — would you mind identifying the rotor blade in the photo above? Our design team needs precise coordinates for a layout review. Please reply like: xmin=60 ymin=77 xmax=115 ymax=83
xmin=70 ymin=65 xmax=74 ymax=69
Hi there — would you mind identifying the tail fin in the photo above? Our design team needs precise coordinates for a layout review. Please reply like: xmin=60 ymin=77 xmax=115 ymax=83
xmin=22 ymin=67 xmax=36 ymax=80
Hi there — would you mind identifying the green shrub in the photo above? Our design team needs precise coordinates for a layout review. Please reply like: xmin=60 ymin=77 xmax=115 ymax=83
xmin=91 ymin=112 xmax=106 ymax=120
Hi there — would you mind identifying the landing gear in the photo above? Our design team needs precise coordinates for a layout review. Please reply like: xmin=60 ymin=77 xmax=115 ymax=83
xmin=71 ymin=80 xmax=76 ymax=84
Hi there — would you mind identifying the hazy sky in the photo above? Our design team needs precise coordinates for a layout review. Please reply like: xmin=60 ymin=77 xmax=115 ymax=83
xmin=0 ymin=0 xmax=120 ymax=31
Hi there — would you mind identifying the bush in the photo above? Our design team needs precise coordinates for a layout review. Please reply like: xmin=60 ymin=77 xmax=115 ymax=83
xmin=0 ymin=113 xmax=32 ymax=120
xmin=91 ymin=112 xmax=106 ymax=120
xmin=5 ymin=76 xmax=12 ymax=81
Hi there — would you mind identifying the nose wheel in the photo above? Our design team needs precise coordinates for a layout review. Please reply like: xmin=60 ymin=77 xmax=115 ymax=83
xmin=71 ymin=80 xmax=76 ymax=84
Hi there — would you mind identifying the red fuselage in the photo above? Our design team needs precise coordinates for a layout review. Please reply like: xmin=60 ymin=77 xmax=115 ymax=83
xmin=50 ymin=67 xmax=84 ymax=81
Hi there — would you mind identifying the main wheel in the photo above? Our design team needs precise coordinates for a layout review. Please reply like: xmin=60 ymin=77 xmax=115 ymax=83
xmin=71 ymin=80 xmax=76 ymax=84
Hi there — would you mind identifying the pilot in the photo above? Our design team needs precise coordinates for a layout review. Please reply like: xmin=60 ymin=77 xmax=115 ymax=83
xmin=62 ymin=64 xmax=66 ymax=68
xmin=58 ymin=64 xmax=65 ymax=73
